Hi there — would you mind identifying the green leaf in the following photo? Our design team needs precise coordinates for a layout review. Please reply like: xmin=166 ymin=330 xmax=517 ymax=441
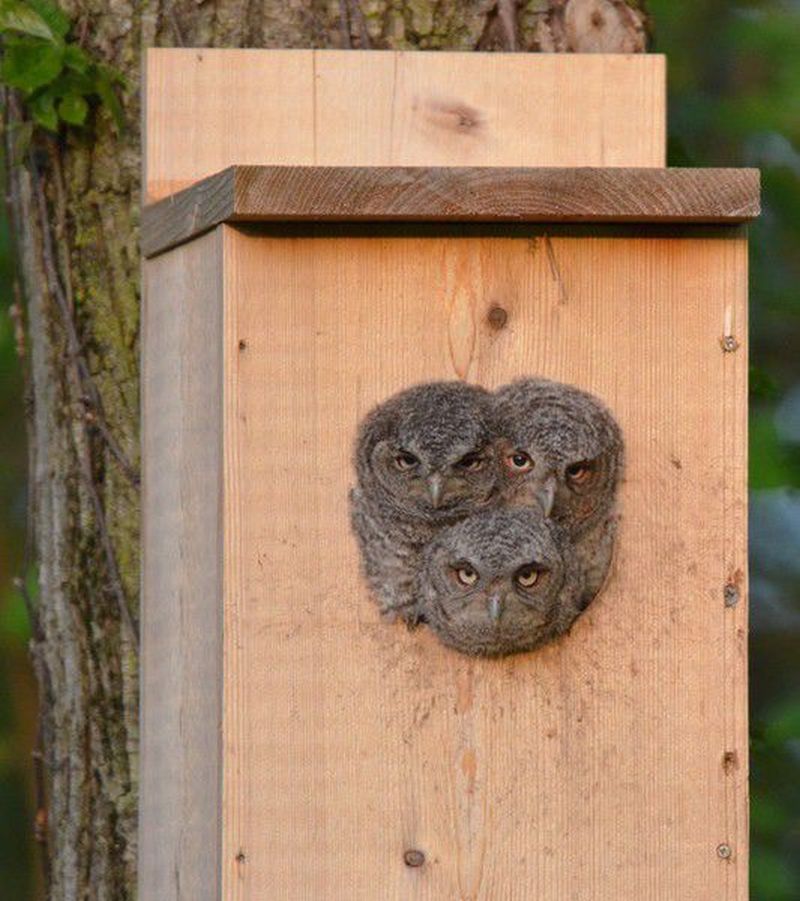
xmin=57 ymin=92 xmax=87 ymax=125
xmin=26 ymin=0 xmax=69 ymax=38
xmin=28 ymin=88 xmax=57 ymax=130
xmin=55 ymin=68 xmax=95 ymax=95
xmin=95 ymin=71 xmax=124 ymax=131
xmin=63 ymin=43 xmax=89 ymax=73
xmin=0 ymin=0 xmax=57 ymax=41
xmin=1 ymin=38 xmax=64 ymax=91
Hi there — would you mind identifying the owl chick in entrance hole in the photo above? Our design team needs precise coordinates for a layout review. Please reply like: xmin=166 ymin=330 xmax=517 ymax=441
xmin=350 ymin=382 xmax=501 ymax=622
xmin=494 ymin=378 xmax=624 ymax=608
xmin=418 ymin=508 xmax=584 ymax=657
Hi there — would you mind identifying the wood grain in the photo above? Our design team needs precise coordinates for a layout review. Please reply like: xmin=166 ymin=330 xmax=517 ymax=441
xmin=140 ymin=231 xmax=223 ymax=900
xmin=144 ymin=49 xmax=666 ymax=201
xmin=141 ymin=43 xmax=749 ymax=901
xmin=141 ymin=165 xmax=760 ymax=257
xmin=218 ymin=224 xmax=748 ymax=900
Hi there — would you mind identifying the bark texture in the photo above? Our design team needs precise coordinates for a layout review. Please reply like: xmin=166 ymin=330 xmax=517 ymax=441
xmin=3 ymin=0 xmax=649 ymax=897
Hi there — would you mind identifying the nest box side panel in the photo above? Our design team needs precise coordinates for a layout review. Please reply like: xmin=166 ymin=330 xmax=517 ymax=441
xmin=218 ymin=225 xmax=747 ymax=901
xmin=141 ymin=229 xmax=224 ymax=900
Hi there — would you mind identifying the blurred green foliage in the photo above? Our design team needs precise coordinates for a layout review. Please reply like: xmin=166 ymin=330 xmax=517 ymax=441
xmin=0 ymin=0 xmax=123 ymax=133
xmin=0 ymin=140 xmax=35 ymax=896
xmin=0 ymin=3 xmax=798 ymax=899
xmin=650 ymin=1 xmax=800 ymax=898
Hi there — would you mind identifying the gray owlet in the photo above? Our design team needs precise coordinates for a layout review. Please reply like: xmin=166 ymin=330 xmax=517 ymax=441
xmin=418 ymin=508 xmax=584 ymax=657
xmin=493 ymin=378 xmax=624 ymax=608
xmin=350 ymin=381 xmax=501 ymax=622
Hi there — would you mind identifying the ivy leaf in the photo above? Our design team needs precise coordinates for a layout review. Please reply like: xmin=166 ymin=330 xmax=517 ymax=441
xmin=0 ymin=0 xmax=57 ymax=41
xmin=57 ymin=92 xmax=88 ymax=125
xmin=63 ymin=43 xmax=89 ymax=73
xmin=0 ymin=4 xmax=125 ymax=136
xmin=95 ymin=69 xmax=124 ymax=131
xmin=0 ymin=38 xmax=64 ymax=91
xmin=55 ymin=68 xmax=94 ymax=95
xmin=28 ymin=89 xmax=58 ymax=130
xmin=26 ymin=0 xmax=69 ymax=39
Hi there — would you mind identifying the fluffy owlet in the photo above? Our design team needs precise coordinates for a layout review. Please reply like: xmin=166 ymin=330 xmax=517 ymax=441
xmin=493 ymin=378 xmax=624 ymax=607
xmin=350 ymin=381 xmax=501 ymax=621
xmin=417 ymin=509 xmax=584 ymax=657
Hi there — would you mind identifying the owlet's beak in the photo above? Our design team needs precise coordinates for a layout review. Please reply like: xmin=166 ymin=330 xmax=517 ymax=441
xmin=535 ymin=474 xmax=557 ymax=518
xmin=427 ymin=473 xmax=443 ymax=508
xmin=488 ymin=592 xmax=503 ymax=623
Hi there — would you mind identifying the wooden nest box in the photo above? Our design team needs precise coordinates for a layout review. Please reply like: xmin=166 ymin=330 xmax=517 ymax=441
xmin=141 ymin=49 xmax=755 ymax=900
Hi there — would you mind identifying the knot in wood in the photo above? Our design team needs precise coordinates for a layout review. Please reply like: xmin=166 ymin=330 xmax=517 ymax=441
xmin=487 ymin=306 xmax=509 ymax=330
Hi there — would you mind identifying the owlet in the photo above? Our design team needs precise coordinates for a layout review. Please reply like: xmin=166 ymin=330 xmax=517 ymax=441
xmin=418 ymin=508 xmax=584 ymax=657
xmin=350 ymin=381 xmax=501 ymax=621
xmin=493 ymin=377 xmax=624 ymax=607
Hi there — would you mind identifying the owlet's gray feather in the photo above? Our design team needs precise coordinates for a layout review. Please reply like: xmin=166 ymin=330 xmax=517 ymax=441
xmin=494 ymin=378 xmax=624 ymax=608
xmin=418 ymin=508 xmax=584 ymax=657
xmin=350 ymin=381 xmax=501 ymax=621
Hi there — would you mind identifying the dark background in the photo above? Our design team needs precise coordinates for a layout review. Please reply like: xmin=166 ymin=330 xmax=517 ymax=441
xmin=1 ymin=3 xmax=799 ymax=896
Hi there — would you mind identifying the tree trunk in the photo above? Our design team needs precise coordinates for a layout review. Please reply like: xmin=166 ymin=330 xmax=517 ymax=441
xmin=3 ymin=1 xmax=648 ymax=896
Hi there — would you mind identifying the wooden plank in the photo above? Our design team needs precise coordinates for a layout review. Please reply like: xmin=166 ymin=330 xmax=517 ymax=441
xmin=719 ymin=248 xmax=750 ymax=900
xmin=144 ymin=49 xmax=666 ymax=201
xmin=220 ymin=224 xmax=748 ymax=900
xmin=140 ymin=230 xmax=223 ymax=900
xmin=142 ymin=165 xmax=760 ymax=257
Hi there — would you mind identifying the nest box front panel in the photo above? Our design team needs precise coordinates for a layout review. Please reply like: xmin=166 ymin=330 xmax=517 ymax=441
xmin=218 ymin=225 xmax=747 ymax=900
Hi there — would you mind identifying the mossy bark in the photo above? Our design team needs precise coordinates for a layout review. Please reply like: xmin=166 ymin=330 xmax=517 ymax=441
xmin=3 ymin=0 xmax=648 ymax=896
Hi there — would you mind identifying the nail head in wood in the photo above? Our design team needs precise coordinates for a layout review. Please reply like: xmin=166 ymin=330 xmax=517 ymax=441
xmin=724 ymin=583 xmax=740 ymax=607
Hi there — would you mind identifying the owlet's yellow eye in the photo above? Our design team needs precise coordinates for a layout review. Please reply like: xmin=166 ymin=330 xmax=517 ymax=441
xmin=566 ymin=460 xmax=595 ymax=485
xmin=515 ymin=564 xmax=542 ymax=589
xmin=506 ymin=450 xmax=533 ymax=473
xmin=454 ymin=564 xmax=479 ymax=587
